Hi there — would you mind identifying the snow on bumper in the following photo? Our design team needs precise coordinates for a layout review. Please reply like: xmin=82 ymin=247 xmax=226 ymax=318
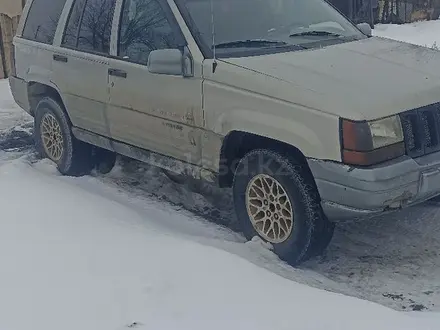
xmin=309 ymin=152 xmax=440 ymax=221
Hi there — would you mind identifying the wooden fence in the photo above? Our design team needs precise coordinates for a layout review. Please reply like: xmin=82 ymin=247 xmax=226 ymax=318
xmin=0 ymin=14 xmax=20 ymax=79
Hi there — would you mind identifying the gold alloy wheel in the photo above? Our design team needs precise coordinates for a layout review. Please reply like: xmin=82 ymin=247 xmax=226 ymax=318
xmin=245 ymin=174 xmax=294 ymax=244
xmin=40 ymin=113 xmax=64 ymax=162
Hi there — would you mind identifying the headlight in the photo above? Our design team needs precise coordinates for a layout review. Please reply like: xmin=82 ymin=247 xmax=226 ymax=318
xmin=368 ymin=116 xmax=404 ymax=149
xmin=340 ymin=115 xmax=405 ymax=166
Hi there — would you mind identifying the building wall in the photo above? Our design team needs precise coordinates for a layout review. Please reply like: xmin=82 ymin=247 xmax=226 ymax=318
xmin=0 ymin=0 xmax=24 ymax=17
xmin=0 ymin=0 xmax=24 ymax=78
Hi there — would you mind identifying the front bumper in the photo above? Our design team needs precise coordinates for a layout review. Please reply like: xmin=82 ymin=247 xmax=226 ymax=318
xmin=308 ymin=152 xmax=440 ymax=221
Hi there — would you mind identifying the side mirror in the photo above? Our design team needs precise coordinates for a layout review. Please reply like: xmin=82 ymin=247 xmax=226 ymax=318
xmin=357 ymin=22 xmax=372 ymax=37
xmin=147 ymin=48 xmax=193 ymax=77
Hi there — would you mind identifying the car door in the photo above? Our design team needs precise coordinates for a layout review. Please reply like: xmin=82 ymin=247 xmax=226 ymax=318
xmin=106 ymin=0 xmax=203 ymax=164
xmin=52 ymin=0 xmax=116 ymax=137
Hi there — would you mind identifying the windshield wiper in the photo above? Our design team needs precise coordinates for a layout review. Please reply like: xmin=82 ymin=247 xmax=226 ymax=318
xmin=213 ymin=39 xmax=289 ymax=49
xmin=289 ymin=30 xmax=343 ymax=38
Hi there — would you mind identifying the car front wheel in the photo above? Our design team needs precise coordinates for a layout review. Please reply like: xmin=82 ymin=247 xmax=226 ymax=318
xmin=233 ymin=149 xmax=334 ymax=265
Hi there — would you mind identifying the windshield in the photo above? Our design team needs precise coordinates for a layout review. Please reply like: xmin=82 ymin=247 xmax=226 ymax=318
xmin=176 ymin=0 xmax=365 ymax=58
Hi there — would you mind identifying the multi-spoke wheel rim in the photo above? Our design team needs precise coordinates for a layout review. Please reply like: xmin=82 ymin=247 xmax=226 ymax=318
xmin=245 ymin=174 xmax=294 ymax=244
xmin=40 ymin=113 xmax=64 ymax=162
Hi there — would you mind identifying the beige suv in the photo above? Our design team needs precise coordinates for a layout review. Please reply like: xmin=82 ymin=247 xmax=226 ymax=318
xmin=10 ymin=0 xmax=440 ymax=265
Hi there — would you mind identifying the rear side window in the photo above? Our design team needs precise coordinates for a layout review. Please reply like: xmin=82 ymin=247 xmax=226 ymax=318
xmin=62 ymin=0 xmax=86 ymax=48
xmin=62 ymin=0 xmax=116 ymax=55
xmin=22 ymin=0 xmax=68 ymax=44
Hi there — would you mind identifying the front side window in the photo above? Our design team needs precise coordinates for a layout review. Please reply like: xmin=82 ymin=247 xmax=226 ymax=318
xmin=22 ymin=0 xmax=68 ymax=44
xmin=176 ymin=0 xmax=365 ymax=58
xmin=118 ymin=0 xmax=182 ymax=65
xmin=62 ymin=0 xmax=116 ymax=54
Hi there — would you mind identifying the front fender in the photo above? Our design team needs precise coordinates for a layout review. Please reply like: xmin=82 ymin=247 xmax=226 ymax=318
xmin=203 ymin=79 xmax=342 ymax=162
xmin=214 ymin=108 xmax=324 ymax=158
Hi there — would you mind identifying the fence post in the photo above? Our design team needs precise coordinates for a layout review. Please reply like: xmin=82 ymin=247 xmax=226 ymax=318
xmin=0 ymin=19 xmax=6 ymax=79
xmin=0 ymin=14 xmax=19 ymax=78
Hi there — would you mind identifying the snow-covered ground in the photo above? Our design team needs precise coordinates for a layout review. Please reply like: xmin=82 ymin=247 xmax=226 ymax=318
xmin=374 ymin=20 xmax=440 ymax=49
xmin=3 ymin=152 xmax=440 ymax=330
xmin=2 ymin=21 xmax=440 ymax=329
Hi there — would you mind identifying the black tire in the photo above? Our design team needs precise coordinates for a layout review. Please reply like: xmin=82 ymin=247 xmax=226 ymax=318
xmin=233 ymin=149 xmax=334 ymax=266
xmin=162 ymin=168 xmax=187 ymax=185
xmin=34 ymin=97 xmax=94 ymax=176
xmin=94 ymin=148 xmax=117 ymax=174
xmin=304 ymin=215 xmax=335 ymax=259
xmin=427 ymin=194 xmax=440 ymax=205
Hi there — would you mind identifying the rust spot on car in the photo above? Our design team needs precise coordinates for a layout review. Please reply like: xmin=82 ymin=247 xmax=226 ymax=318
xmin=185 ymin=107 xmax=196 ymax=125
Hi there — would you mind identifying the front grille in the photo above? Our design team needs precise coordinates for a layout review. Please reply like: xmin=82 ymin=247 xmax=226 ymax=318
xmin=400 ymin=103 xmax=440 ymax=158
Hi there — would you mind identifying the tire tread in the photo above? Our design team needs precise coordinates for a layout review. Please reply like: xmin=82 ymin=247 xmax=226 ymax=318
xmin=34 ymin=97 xmax=94 ymax=176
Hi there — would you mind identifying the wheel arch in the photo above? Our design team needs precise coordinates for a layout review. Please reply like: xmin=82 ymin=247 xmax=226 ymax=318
xmin=27 ymin=81 xmax=68 ymax=120
xmin=218 ymin=130 xmax=317 ymax=190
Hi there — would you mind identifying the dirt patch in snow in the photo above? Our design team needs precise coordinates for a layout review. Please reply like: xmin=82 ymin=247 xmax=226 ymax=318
xmin=0 ymin=122 xmax=34 ymax=152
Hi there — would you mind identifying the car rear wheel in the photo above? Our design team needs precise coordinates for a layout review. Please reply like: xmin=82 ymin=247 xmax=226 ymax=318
xmin=34 ymin=97 xmax=94 ymax=176
xmin=233 ymin=149 xmax=334 ymax=265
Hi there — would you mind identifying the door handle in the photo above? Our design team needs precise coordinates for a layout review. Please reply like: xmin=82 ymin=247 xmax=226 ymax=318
xmin=108 ymin=68 xmax=127 ymax=78
xmin=53 ymin=54 xmax=68 ymax=62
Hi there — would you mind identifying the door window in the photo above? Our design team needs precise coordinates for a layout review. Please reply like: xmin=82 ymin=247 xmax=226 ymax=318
xmin=62 ymin=0 xmax=116 ymax=54
xmin=118 ymin=0 xmax=183 ymax=65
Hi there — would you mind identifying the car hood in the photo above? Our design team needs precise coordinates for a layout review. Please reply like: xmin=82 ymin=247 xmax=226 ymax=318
xmin=222 ymin=37 xmax=440 ymax=121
